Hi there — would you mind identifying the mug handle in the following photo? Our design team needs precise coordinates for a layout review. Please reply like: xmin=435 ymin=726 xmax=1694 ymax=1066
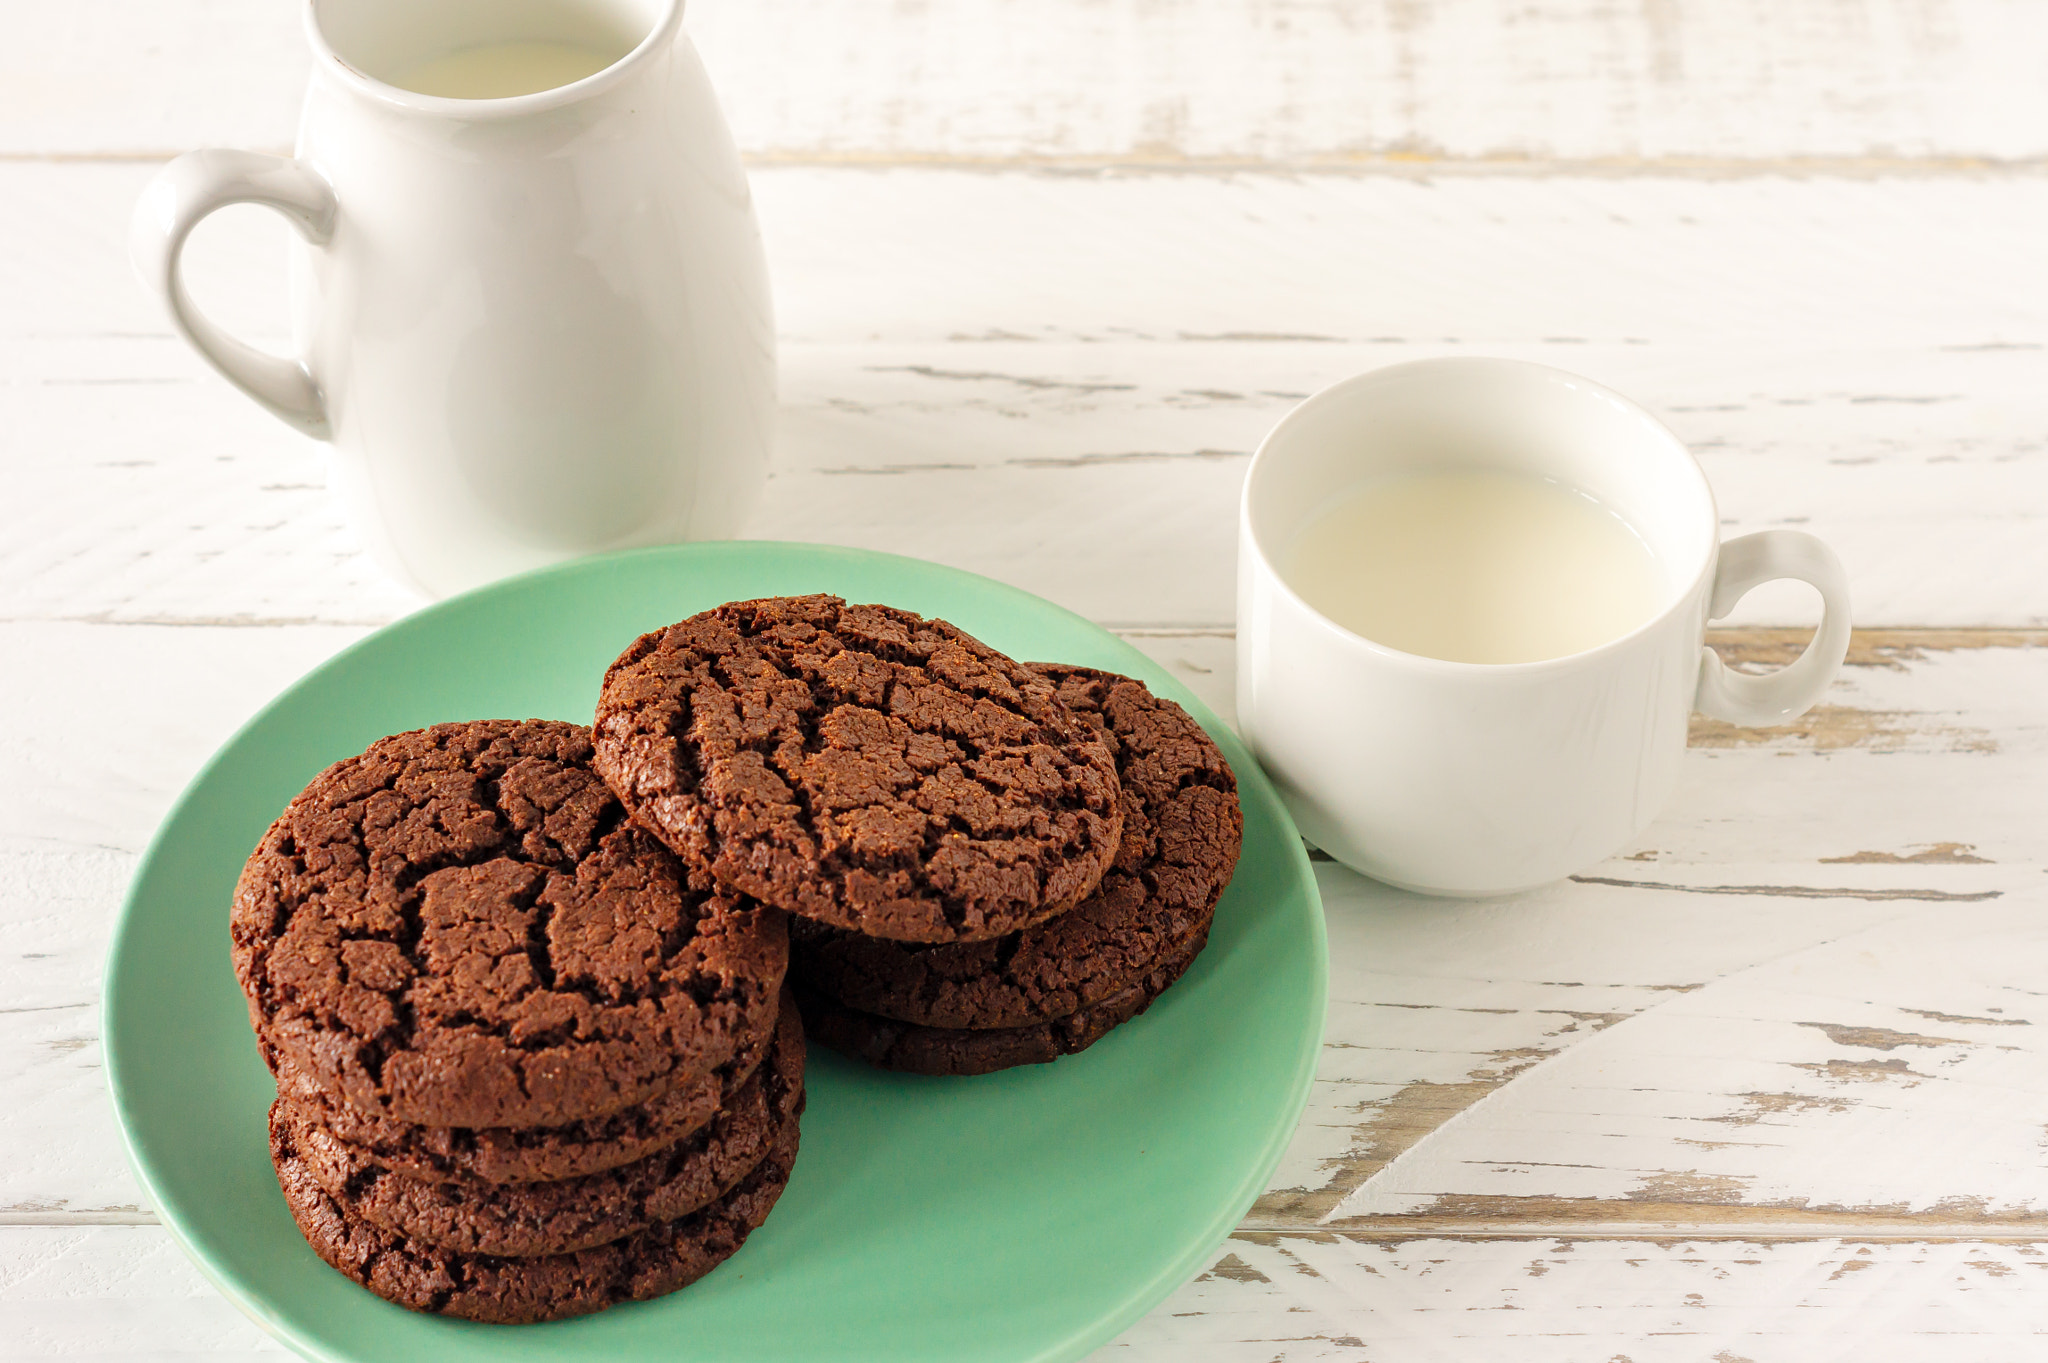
xmin=130 ymin=149 xmax=337 ymax=440
xmin=1694 ymin=529 xmax=1852 ymax=726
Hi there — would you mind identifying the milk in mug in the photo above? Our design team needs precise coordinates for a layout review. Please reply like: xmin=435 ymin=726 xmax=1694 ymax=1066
xmin=1279 ymin=469 xmax=1665 ymax=665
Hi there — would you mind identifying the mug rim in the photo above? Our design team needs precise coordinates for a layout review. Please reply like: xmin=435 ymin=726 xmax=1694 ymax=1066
xmin=303 ymin=0 xmax=683 ymax=120
xmin=1240 ymin=356 xmax=1721 ymax=677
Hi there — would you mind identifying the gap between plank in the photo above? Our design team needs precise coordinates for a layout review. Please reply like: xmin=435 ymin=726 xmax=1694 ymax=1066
xmin=8 ymin=150 xmax=2047 ymax=179
xmin=9 ymin=1210 xmax=2046 ymax=1245
xmin=1235 ymin=1222 xmax=2048 ymax=1244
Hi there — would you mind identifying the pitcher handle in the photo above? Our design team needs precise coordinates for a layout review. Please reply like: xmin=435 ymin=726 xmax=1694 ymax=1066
xmin=131 ymin=149 xmax=337 ymax=439
xmin=1694 ymin=529 xmax=1852 ymax=726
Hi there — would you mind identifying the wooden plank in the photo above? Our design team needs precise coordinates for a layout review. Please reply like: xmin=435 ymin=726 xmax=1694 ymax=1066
xmin=0 ymin=624 xmax=375 ymax=856
xmin=9 ymin=1226 xmax=2048 ymax=1361
xmin=7 ymin=1 xmax=2046 ymax=164
xmin=0 ymin=978 xmax=146 ymax=1224
xmin=3 ymin=619 xmax=2035 ymax=870
xmin=1257 ymin=872 xmax=2045 ymax=1237
xmin=4 ymin=619 xmax=2042 ymax=1229
xmin=1320 ymin=896 xmax=2048 ymax=1231
xmin=0 ymin=623 xmax=375 ymax=1222
xmin=701 ymin=0 xmax=2048 ymax=166
xmin=0 ymin=0 xmax=306 ymax=159
xmin=7 ymin=163 xmax=2046 ymax=629
xmin=0 ymin=1228 xmax=287 ymax=1360
xmin=1255 ymin=633 xmax=2048 ymax=1235
xmin=1108 ymin=1233 xmax=2048 ymax=1361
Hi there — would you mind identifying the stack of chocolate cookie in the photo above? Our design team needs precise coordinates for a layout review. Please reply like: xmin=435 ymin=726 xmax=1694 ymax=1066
xmin=589 ymin=595 xmax=1243 ymax=1077
xmin=230 ymin=595 xmax=1241 ymax=1320
xmin=231 ymin=720 xmax=797 ymax=1323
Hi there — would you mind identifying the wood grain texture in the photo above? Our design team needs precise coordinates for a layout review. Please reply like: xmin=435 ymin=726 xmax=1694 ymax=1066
xmin=694 ymin=0 xmax=2048 ymax=166
xmin=3 ymin=627 xmax=2041 ymax=1234
xmin=1130 ymin=631 xmax=2048 ymax=1249
xmin=8 ymin=163 xmax=2045 ymax=629
xmin=0 ymin=1229 xmax=287 ymax=1359
xmin=7 ymin=0 xmax=2046 ymax=164
xmin=1113 ymin=1234 xmax=2048 ymax=1361
xmin=1322 ymin=896 xmax=2048 ymax=1229
xmin=9 ymin=1227 xmax=2048 ymax=1360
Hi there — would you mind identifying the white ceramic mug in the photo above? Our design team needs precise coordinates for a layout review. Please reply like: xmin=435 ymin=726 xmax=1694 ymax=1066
xmin=131 ymin=0 xmax=775 ymax=598
xmin=1237 ymin=358 xmax=1851 ymax=897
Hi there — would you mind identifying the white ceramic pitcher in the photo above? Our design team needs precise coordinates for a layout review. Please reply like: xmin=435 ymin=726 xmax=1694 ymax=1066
xmin=132 ymin=0 xmax=775 ymax=598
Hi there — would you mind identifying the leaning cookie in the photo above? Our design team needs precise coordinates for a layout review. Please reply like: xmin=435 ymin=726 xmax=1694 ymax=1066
xmin=280 ymin=993 xmax=805 ymax=1257
xmin=271 ymin=1105 xmax=800 ymax=1323
xmin=262 ymin=991 xmax=784 ymax=1186
xmin=593 ymin=595 xmax=1124 ymax=943
xmin=797 ymin=921 xmax=1211 ymax=1077
xmin=266 ymin=1031 xmax=744 ymax=1186
xmin=792 ymin=664 xmax=1241 ymax=1030
xmin=231 ymin=720 xmax=788 ymax=1130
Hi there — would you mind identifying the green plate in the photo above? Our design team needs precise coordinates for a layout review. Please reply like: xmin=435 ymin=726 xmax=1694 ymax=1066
xmin=105 ymin=542 xmax=1326 ymax=1363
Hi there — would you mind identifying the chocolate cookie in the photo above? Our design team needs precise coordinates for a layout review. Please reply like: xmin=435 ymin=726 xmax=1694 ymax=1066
xmin=267 ymin=1021 xmax=754 ymax=1186
xmin=272 ymin=1103 xmax=799 ymax=1323
xmin=797 ymin=920 xmax=1211 ymax=1077
xmin=792 ymin=665 xmax=1241 ymax=1029
xmin=593 ymin=595 xmax=1124 ymax=943
xmin=282 ymin=993 xmax=805 ymax=1256
xmin=232 ymin=720 xmax=787 ymax=1130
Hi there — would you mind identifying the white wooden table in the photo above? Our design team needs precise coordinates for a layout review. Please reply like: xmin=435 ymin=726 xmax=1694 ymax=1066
xmin=5 ymin=2 xmax=2047 ymax=1357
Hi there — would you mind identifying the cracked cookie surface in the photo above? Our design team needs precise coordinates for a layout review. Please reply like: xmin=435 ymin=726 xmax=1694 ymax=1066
xmin=792 ymin=664 xmax=1241 ymax=1029
xmin=282 ymin=991 xmax=805 ymax=1256
xmin=593 ymin=595 xmax=1123 ymax=943
xmin=232 ymin=720 xmax=788 ymax=1130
